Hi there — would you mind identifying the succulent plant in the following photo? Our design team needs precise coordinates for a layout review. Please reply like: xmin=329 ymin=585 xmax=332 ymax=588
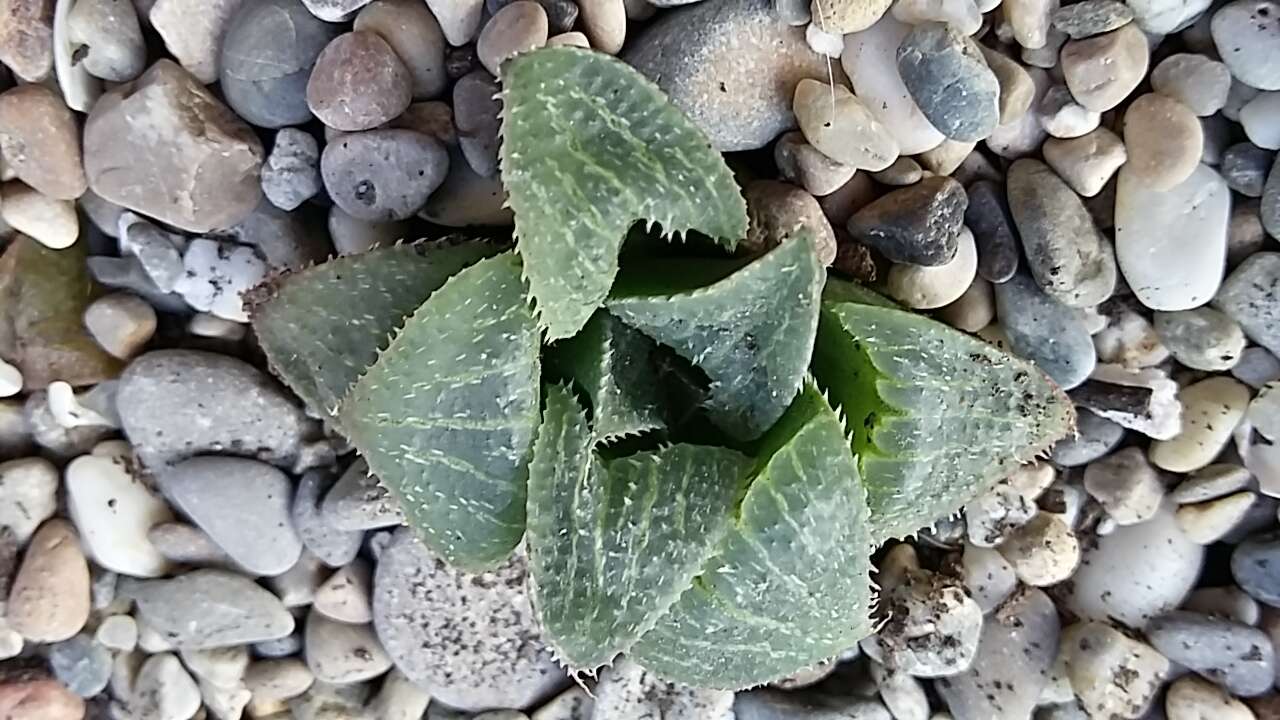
xmin=251 ymin=47 xmax=1073 ymax=690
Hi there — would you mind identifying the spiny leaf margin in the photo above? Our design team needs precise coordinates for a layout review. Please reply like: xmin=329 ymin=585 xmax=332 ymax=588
xmin=499 ymin=46 xmax=748 ymax=340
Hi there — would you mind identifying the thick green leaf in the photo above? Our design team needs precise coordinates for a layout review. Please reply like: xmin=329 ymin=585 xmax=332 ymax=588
xmin=526 ymin=384 xmax=751 ymax=670
xmin=628 ymin=385 xmax=875 ymax=689
xmin=500 ymin=46 xmax=748 ymax=340
xmin=250 ymin=241 xmax=498 ymax=421
xmin=823 ymin=276 xmax=898 ymax=308
xmin=339 ymin=252 xmax=541 ymax=570
xmin=607 ymin=238 xmax=823 ymax=442
xmin=548 ymin=311 xmax=666 ymax=442
xmin=813 ymin=301 xmax=1074 ymax=541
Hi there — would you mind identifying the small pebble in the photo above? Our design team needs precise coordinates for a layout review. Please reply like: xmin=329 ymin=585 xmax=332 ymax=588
xmin=593 ymin=658 xmax=734 ymax=719
xmin=1147 ymin=610 xmax=1277 ymax=696
xmin=1062 ymin=621 xmax=1169 ymax=718
xmin=1211 ymin=0 xmax=1280 ymax=91
xmin=6 ymin=519 xmax=91 ymax=643
xmin=1154 ymin=307 xmax=1247 ymax=371
xmin=1004 ymin=0 xmax=1056 ymax=49
xmin=83 ymin=293 xmax=157 ymax=360
xmin=1128 ymin=0 xmax=1212 ymax=33
xmin=314 ymin=560 xmax=374 ymax=624
xmin=48 ymin=633 xmax=113 ymax=697
xmin=1122 ymin=93 xmax=1205 ymax=191
xmin=1042 ymin=127 xmax=1126 ymax=197
xmin=66 ymin=0 xmax=146 ymax=82
xmin=965 ymin=463 xmax=1057 ymax=547
xmin=1166 ymin=675 xmax=1255 ymax=720
xmin=1221 ymin=143 xmax=1275 ymax=198
xmin=0 ymin=84 xmax=88 ymax=200
xmin=132 ymin=653 xmax=202 ymax=720
xmin=126 ymin=569 xmax=295 ymax=649
xmin=1184 ymin=586 xmax=1260 ymax=625
xmin=842 ymin=14 xmax=948 ymax=155
xmin=1050 ymin=0 xmax=1134 ymax=37
xmin=1150 ymin=376 xmax=1251 ymax=472
xmin=477 ymin=1 xmax=549 ymax=76
xmin=304 ymin=609 xmax=392 ymax=682
xmin=892 ymin=0 xmax=982 ymax=32
xmin=172 ymin=237 xmax=266 ymax=322
xmin=1151 ymin=53 xmax=1232 ymax=116
xmin=863 ymin=566 xmax=983 ymax=677
xmin=937 ymin=278 xmax=995 ymax=332
xmin=453 ymin=70 xmax=502 ymax=178
xmin=150 ymin=0 xmax=242 ymax=84
xmin=0 ymin=0 xmax=54 ymax=82
xmin=1217 ymin=253 xmax=1280 ymax=359
xmin=812 ymin=0 xmax=894 ymax=32
xmin=1234 ymin=532 xmax=1280 ymax=606
xmin=871 ymin=157 xmax=923 ymax=186
xmin=96 ymin=615 xmax=139 ymax=652
xmin=963 ymin=180 xmax=1019 ymax=283
xmin=306 ymin=31 xmax=413 ymax=132
xmin=1241 ymin=92 xmax=1280 ymax=150
xmin=322 ymin=458 xmax=405 ymax=530
xmin=427 ymin=0 xmax=485 ymax=44
xmin=1093 ymin=300 xmax=1169 ymax=368
xmin=261 ymin=129 xmax=322 ymax=212
xmin=321 ymin=129 xmax=449 ymax=222
xmin=886 ymin=227 xmax=977 ymax=309
xmin=995 ymin=270 xmax=1097 ymax=389
xmin=293 ymin=470 xmax=363 ymax=568
xmin=244 ymin=658 xmax=315 ymax=704
xmin=895 ymin=23 xmax=999 ymax=142
xmin=0 ymin=181 xmax=77 ymax=250
xmin=1039 ymin=85 xmax=1102 ymax=139
xmin=794 ymin=78 xmax=899 ymax=171
xmin=355 ymin=0 xmax=448 ymax=99
xmin=0 ymin=456 xmax=58 ymax=544
xmin=846 ymin=175 xmax=966 ymax=266
xmin=743 ymin=179 xmax=837 ymax=266
xmin=65 ymin=446 xmax=172 ymax=578
xmin=773 ymin=131 xmax=856 ymax=196
xmin=1052 ymin=409 xmax=1126 ymax=466
xmin=997 ymin=512 xmax=1080 ymax=586
xmin=1174 ymin=464 xmax=1255 ymax=504
xmin=1084 ymin=447 xmax=1164 ymax=525
xmin=0 ymin=360 xmax=22 ymax=398
xmin=978 ymin=46 xmax=1035 ymax=125
xmin=1177 ymin=491 xmax=1259 ymax=544
xmin=579 ymin=0 xmax=626 ymax=54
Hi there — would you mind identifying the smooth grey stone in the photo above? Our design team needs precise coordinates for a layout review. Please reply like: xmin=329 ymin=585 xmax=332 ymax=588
xmin=293 ymin=469 xmax=363 ymax=568
xmin=965 ymin=180 xmax=1020 ymax=283
xmin=321 ymin=458 xmax=405 ymax=531
xmin=117 ymin=350 xmax=313 ymax=471
xmin=592 ymin=659 xmax=735 ymax=719
xmin=896 ymin=23 xmax=1000 ymax=142
xmin=224 ymin=200 xmax=329 ymax=272
xmin=85 ymin=255 xmax=188 ymax=314
xmin=160 ymin=456 xmax=304 ymax=577
xmin=219 ymin=0 xmax=342 ymax=128
xmin=261 ymin=128 xmax=323 ymax=212
xmin=735 ymin=688 xmax=891 ymax=719
xmin=1153 ymin=306 xmax=1246 ymax=371
xmin=623 ymin=0 xmax=828 ymax=151
xmin=452 ymin=70 xmax=501 ymax=178
xmin=935 ymin=588 xmax=1060 ymax=719
xmin=995 ymin=271 xmax=1097 ymax=389
xmin=1211 ymin=0 xmax=1280 ymax=92
xmin=846 ymin=176 xmax=967 ymax=266
xmin=123 ymin=569 xmax=295 ymax=649
xmin=1233 ymin=532 xmax=1280 ymax=607
xmin=1006 ymin=158 xmax=1116 ymax=308
xmin=254 ymin=626 xmax=305 ymax=658
xmin=120 ymin=216 xmax=185 ymax=292
xmin=1222 ymin=143 xmax=1275 ymax=197
xmin=1215 ymin=252 xmax=1280 ymax=358
xmin=372 ymin=528 xmax=566 ymax=711
xmin=486 ymin=0 xmax=578 ymax=32
xmin=321 ymin=129 xmax=448 ymax=222
xmin=47 ymin=634 xmax=113 ymax=697
xmin=1234 ymin=346 xmax=1280 ymax=388
xmin=1264 ymin=156 xmax=1280 ymax=238
xmin=1051 ymin=0 xmax=1134 ymax=37
xmin=420 ymin=145 xmax=514 ymax=227
xmin=1146 ymin=610 xmax=1276 ymax=696
xmin=1051 ymin=408 xmax=1125 ymax=466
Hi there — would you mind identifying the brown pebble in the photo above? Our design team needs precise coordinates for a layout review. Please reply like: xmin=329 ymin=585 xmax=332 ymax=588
xmin=6 ymin=519 xmax=91 ymax=644
xmin=0 ymin=677 xmax=86 ymax=720
xmin=0 ymin=0 xmax=54 ymax=82
xmin=0 ymin=85 xmax=87 ymax=200
xmin=1060 ymin=23 xmax=1148 ymax=112
xmin=743 ymin=179 xmax=837 ymax=266
xmin=476 ymin=1 xmax=548 ymax=76
xmin=578 ymin=0 xmax=625 ymax=54
xmin=1122 ymin=93 xmax=1204 ymax=191
xmin=306 ymin=31 xmax=414 ymax=132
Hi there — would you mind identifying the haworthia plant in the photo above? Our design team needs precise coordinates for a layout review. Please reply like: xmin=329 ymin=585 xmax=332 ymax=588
xmin=607 ymin=238 xmax=824 ymax=442
xmin=248 ymin=45 xmax=1074 ymax=692
xmin=250 ymin=241 xmax=498 ymax=422
xmin=812 ymin=299 xmax=1075 ymax=541
xmin=339 ymin=252 xmax=542 ymax=570
xmin=526 ymin=384 xmax=752 ymax=669
xmin=628 ymin=384 xmax=875 ymax=689
xmin=547 ymin=311 xmax=666 ymax=442
xmin=500 ymin=46 xmax=748 ymax=340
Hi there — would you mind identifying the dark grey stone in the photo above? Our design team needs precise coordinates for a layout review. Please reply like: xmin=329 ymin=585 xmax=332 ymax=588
xmin=623 ymin=0 xmax=828 ymax=151
xmin=452 ymin=70 xmax=502 ymax=178
xmin=994 ymin=270 xmax=1097 ymax=389
xmin=965 ymin=180 xmax=1020 ymax=283
xmin=1146 ymin=611 xmax=1276 ymax=697
xmin=321 ymin=129 xmax=448 ymax=222
xmin=261 ymin=128 xmax=323 ymax=212
xmin=1233 ymin=532 xmax=1280 ymax=607
xmin=219 ymin=0 xmax=341 ymax=128
xmin=1051 ymin=0 xmax=1134 ymax=38
xmin=896 ymin=23 xmax=1000 ymax=142
xmin=1221 ymin=143 xmax=1275 ymax=198
xmin=486 ymin=0 xmax=579 ymax=32
xmin=122 ymin=569 xmax=295 ymax=649
xmin=846 ymin=176 xmax=967 ymax=266
xmin=1050 ymin=408 xmax=1125 ymax=466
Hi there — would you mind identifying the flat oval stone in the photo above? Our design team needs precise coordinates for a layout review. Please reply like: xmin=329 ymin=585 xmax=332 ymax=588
xmin=1115 ymin=164 xmax=1229 ymax=311
xmin=1150 ymin=53 xmax=1232 ymax=116
xmin=886 ymin=227 xmax=977 ymax=309
xmin=1051 ymin=0 xmax=1134 ymax=37
xmin=793 ymin=79 xmax=899 ymax=171
xmin=373 ymin=528 xmax=566 ymax=711
xmin=321 ymin=129 xmax=448 ymax=222
xmin=1150 ymin=376 xmax=1250 ymax=473
xmin=842 ymin=15 xmax=946 ymax=155
xmin=476 ymin=1 xmax=548 ymax=76
xmin=994 ymin=270 xmax=1097 ymax=389
xmin=1006 ymin=158 xmax=1116 ymax=308
xmin=1233 ymin=532 xmax=1280 ymax=607
xmin=1153 ymin=307 xmax=1246 ymax=371
xmin=1216 ymin=252 xmax=1280 ymax=358
xmin=896 ymin=22 xmax=1000 ymax=142
xmin=66 ymin=449 xmax=173 ymax=578
xmin=6 ymin=519 xmax=91 ymax=643
xmin=1060 ymin=24 xmax=1148 ymax=112
xmin=846 ymin=176 xmax=966 ymax=266
xmin=623 ymin=0 xmax=827 ymax=151
xmin=220 ymin=0 xmax=341 ymax=129
xmin=0 ymin=0 xmax=54 ymax=82
xmin=1147 ymin=611 xmax=1276 ymax=696
xmin=159 ymin=456 xmax=303 ymax=577
xmin=307 ymin=31 xmax=413 ymax=132
xmin=1122 ymin=93 xmax=1204 ymax=191
xmin=124 ymin=569 xmax=295 ymax=649
xmin=1212 ymin=0 xmax=1280 ymax=91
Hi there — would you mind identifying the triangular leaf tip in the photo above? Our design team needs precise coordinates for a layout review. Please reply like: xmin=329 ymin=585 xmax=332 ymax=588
xmin=500 ymin=46 xmax=748 ymax=341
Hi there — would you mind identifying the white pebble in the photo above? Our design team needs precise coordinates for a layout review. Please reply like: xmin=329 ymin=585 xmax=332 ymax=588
xmin=805 ymin=23 xmax=843 ymax=57
xmin=0 ymin=457 xmax=58 ymax=544
xmin=0 ymin=182 xmax=78 ymax=250
xmin=84 ymin=293 xmax=158 ymax=359
xmin=960 ymin=543 xmax=1019 ymax=612
xmin=1063 ymin=622 xmax=1169 ymax=719
xmin=1240 ymin=92 xmax=1280 ymax=150
xmin=187 ymin=312 xmax=248 ymax=341
xmin=1150 ymin=376 xmax=1251 ymax=472
xmin=1175 ymin=490 xmax=1257 ymax=544
xmin=842 ymin=15 xmax=948 ymax=155
xmin=886 ymin=227 xmax=978 ymax=309
xmin=1083 ymin=447 xmax=1164 ymax=525
xmin=0 ymin=359 xmax=21 ymax=397
xmin=47 ymin=381 xmax=117 ymax=429
xmin=66 ymin=442 xmax=174 ymax=578
xmin=965 ymin=463 xmax=1057 ymax=547
xmin=997 ymin=513 xmax=1080 ymax=586
xmin=96 ymin=614 xmax=139 ymax=652
xmin=1164 ymin=674 xmax=1254 ymax=720
xmin=173 ymin=238 xmax=267 ymax=323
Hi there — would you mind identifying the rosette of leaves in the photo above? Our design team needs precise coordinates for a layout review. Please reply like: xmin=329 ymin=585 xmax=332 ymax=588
xmin=251 ymin=46 xmax=1072 ymax=690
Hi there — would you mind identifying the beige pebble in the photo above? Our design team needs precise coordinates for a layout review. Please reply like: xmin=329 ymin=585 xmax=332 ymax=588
xmin=0 ymin=677 xmax=85 ymax=720
xmin=83 ymin=292 xmax=158 ymax=359
xmin=578 ymin=0 xmax=625 ymax=54
xmin=1175 ymin=491 xmax=1257 ymax=544
xmin=477 ymin=1 xmax=548 ymax=76
xmin=813 ymin=0 xmax=893 ymax=33
xmin=794 ymin=78 xmax=899 ymax=171
xmin=150 ymin=0 xmax=243 ymax=84
xmin=774 ymin=131 xmax=857 ymax=196
xmin=916 ymin=138 xmax=977 ymax=175
xmin=743 ymin=179 xmax=838 ymax=266
xmin=997 ymin=512 xmax=1080 ymax=586
xmin=937 ymin=277 xmax=995 ymax=332
xmin=0 ymin=84 xmax=87 ymax=200
xmin=0 ymin=181 xmax=78 ymax=249
xmin=1165 ymin=674 xmax=1254 ymax=720
xmin=0 ymin=359 xmax=21 ymax=397
xmin=886 ymin=227 xmax=978 ymax=310
xmin=1060 ymin=24 xmax=1148 ymax=111
xmin=6 ymin=519 xmax=91 ymax=643
xmin=1004 ymin=0 xmax=1057 ymax=49
xmin=244 ymin=658 xmax=315 ymax=702
xmin=979 ymin=45 xmax=1035 ymax=124
xmin=0 ymin=0 xmax=54 ymax=82
xmin=313 ymin=560 xmax=373 ymax=624
xmin=1122 ymin=93 xmax=1204 ymax=191
xmin=1150 ymin=53 xmax=1232 ymax=117
xmin=1150 ymin=376 xmax=1251 ymax=472
xmin=1042 ymin=127 xmax=1127 ymax=197
xmin=548 ymin=31 xmax=590 ymax=48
